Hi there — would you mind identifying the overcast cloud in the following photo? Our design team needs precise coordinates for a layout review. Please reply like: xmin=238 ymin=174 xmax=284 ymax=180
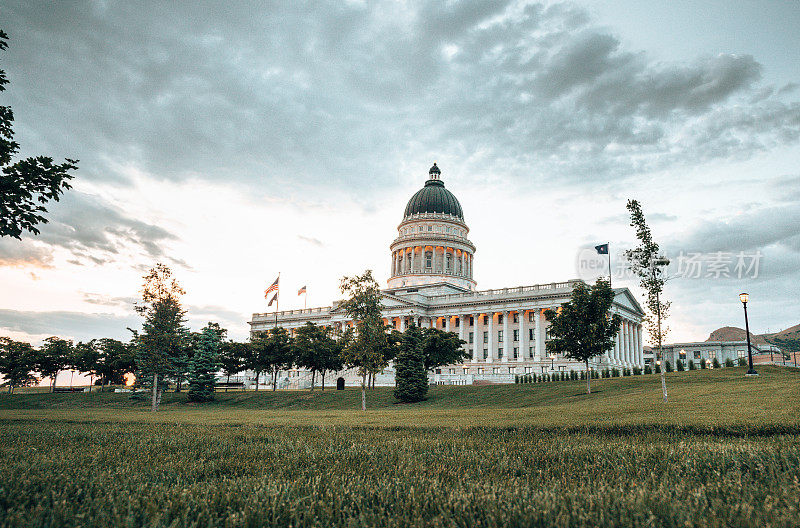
xmin=1 ymin=0 xmax=799 ymax=345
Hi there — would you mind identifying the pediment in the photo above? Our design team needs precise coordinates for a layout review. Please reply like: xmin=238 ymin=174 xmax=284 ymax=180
xmin=614 ymin=288 xmax=645 ymax=316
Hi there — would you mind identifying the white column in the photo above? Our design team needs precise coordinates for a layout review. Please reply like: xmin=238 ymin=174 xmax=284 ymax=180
xmin=502 ymin=311 xmax=510 ymax=362
xmin=613 ymin=327 xmax=620 ymax=365
xmin=400 ymin=316 xmax=407 ymax=332
xmin=445 ymin=315 xmax=452 ymax=332
xmin=628 ymin=321 xmax=634 ymax=366
xmin=637 ymin=324 xmax=643 ymax=366
xmin=624 ymin=321 xmax=631 ymax=366
xmin=460 ymin=252 xmax=465 ymax=276
xmin=518 ymin=310 xmax=526 ymax=363
xmin=410 ymin=247 xmax=416 ymax=274
xmin=472 ymin=313 xmax=479 ymax=363
xmin=458 ymin=315 xmax=466 ymax=350
xmin=534 ymin=310 xmax=543 ymax=361
xmin=487 ymin=312 xmax=495 ymax=363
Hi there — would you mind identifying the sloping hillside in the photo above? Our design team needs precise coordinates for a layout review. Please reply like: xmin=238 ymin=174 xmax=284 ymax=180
xmin=706 ymin=326 xmax=767 ymax=344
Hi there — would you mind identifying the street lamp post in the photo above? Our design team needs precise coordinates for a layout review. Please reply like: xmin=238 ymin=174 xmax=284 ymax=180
xmin=739 ymin=293 xmax=758 ymax=377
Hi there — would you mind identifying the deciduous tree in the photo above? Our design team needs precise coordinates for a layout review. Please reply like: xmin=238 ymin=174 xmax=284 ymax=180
xmin=0 ymin=337 xmax=38 ymax=394
xmin=38 ymin=337 xmax=73 ymax=392
xmin=421 ymin=327 xmax=468 ymax=371
xmin=624 ymin=199 xmax=671 ymax=402
xmin=95 ymin=338 xmax=135 ymax=390
xmin=0 ymin=30 xmax=78 ymax=239
xmin=339 ymin=270 xmax=390 ymax=411
xmin=544 ymin=279 xmax=621 ymax=394
xmin=294 ymin=322 xmax=339 ymax=390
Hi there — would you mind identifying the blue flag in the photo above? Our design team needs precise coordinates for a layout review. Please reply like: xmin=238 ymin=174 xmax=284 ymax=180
xmin=595 ymin=243 xmax=609 ymax=255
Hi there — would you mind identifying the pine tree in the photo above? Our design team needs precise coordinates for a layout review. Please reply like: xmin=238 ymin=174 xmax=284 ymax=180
xmin=394 ymin=324 xmax=428 ymax=403
xmin=187 ymin=324 xmax=221 ymax=402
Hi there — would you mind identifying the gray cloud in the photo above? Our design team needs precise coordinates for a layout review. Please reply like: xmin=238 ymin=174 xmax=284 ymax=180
xmin=0 ymin=191 xmax=185 ymax=268
xmin=0 ymin=309 xmax=139 ymax=342
xmin=0 ymin=239 xmax=53 ymax=267
xmin=4 ymin=0 xmax=797 ymax=197
xmin=82 ymin=292 xmax=138 ymax=309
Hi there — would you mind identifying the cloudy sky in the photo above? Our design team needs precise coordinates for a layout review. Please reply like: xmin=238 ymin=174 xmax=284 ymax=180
xmin=1 ymin=0 xmax=798 ymax=346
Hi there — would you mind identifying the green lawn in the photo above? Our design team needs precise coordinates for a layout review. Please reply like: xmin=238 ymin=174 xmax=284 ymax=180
xmin=1 ymin=366 xmax=798 ymax=430
xmin=1 ymin=367 xmax=798 ymax=527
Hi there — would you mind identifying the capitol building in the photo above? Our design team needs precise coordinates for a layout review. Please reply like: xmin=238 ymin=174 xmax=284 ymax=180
xmin=250 ymin=163 xmax=645 ymax=387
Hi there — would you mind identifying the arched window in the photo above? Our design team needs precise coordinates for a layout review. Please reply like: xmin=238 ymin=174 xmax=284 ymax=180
xmin=446 ymin=253 xmax=452 ymax=272
xmin=425 ymin=251 xmax=432 ymax=268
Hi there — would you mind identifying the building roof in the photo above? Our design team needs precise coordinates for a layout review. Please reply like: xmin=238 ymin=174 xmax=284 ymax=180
xmin=404 ymin=168 xmax=464 ymax=219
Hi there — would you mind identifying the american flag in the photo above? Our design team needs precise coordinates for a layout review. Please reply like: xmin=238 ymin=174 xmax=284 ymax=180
xmin=267 ymin=293 xmax=278 ymax=307
xmin=297 ymin=285 xmax=307 ymax=296
xmin=264 ymin=276 xmax=279 ymax=298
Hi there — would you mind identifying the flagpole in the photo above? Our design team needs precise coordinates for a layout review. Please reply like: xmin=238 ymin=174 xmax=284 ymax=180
xmin=607 ymin=242 xmax=612 ymax=288
xmin=275 ymin=272 xmax=280 ymax=329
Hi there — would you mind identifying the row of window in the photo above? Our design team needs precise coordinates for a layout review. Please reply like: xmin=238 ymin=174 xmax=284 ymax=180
xmin=465 ymin=346 xmax=536 ymax=360
xmin=401 ymin=224 xmax=466 ymax=237
xmin=467 ymin=329 xmax=536 ymax=344
xmin=436 ymin=365 xmax=556 ymax=375
xmin=678 ymin=349 xmax=746 ymax=360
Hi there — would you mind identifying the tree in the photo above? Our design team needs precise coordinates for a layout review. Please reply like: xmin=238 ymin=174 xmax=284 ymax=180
xmin=294 ymin=322 xmax=340 ymax=390
xmin=187 ymin=323 xmax=222 ymax=403
xmin=544 ymin=279 xmax=621 ymax=394
xmin=265 ymin=327 xmax=293 ymax=391
xmin=339 ymin=270 xmax=391 ymax=411
xmin=421 ymin=327 xmax=468 ymax=371
xmin=134 ymin=263 xmax=189 ymax=412
xmin=624 ymin=199 xmax=671 ymax=402
xmin=73 ymin=340 xmax=100 ymax=392
xmin=218 ymin=340 xmax=247 ymax=390
xmin=94 ymin=338 xmax=135 ymax=390
xmin=0 ymin=30 xmax=78 ymax=239
xmin=37 ymin=337 xmax=73 ymax=392
xmin=394 ymin=324 xmax=428 ymax=403
xmin=0 ymin=337 xmax=38 ymax=394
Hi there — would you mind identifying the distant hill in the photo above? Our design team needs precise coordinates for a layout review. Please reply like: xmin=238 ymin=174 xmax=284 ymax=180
xmin=706 ymin=324 xmax=800 ymax=345
xmin=706 ymin=326 xmax=767 ymax=345
xmin=765 ymin=323 xmax=800 ymax=341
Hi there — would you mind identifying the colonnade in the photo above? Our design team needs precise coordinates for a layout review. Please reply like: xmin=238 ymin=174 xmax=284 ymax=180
xmin=606 ymin=319 xmax=644 ymax=366
xmin=391 ymin=246 xmax=473 ymax=279
xmin=377 ymin=310 xmax=643 ymax=368
xmin=334 ymin=310 xmax=643 ymax=368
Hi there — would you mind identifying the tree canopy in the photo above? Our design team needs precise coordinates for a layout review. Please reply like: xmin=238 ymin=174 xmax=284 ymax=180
xmin=0 ymin=30 xmax=78 ymax=239
xmin=421 ymin=327 xmax=468 ymax=371
xmin=544 ymin=279 xmax=620 ymax=394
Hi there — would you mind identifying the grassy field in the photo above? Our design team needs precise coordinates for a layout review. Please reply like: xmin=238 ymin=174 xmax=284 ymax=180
xmin=1 ymin=367 xmax=799 ymax=527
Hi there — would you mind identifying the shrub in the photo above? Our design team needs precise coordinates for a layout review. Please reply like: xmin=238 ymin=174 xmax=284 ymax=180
xmin=633 ymin=367 xmax=642 ymax=375
xmin=655 ymin=364 xmax=661 ymax=373
xmin=700 ymin=360 xmax=707 ymax=369
xmin=725 ymin=358 xmax=734 ymax=367
xmin=738 ymin=358 xmax=747 ymax=366
xmin=677 ymin=360 xmax=685 ymax=372
xmin=712 ymin=358 xmax=721 ymax=369
xmin=602 ymin=369 xmax=610 ymax=378
xmin=592 ymin=370 xmax=599 ymax=379
xmin=689 ymin=360 xmax=696 ymax=370
xmin=644 ymin=365 xmax=652 ymax=375
xmin=665 ymin=361 xmax=673 ymax=373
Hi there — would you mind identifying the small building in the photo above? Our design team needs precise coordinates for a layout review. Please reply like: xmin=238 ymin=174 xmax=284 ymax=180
xmin=659 ymin=341 xmax=778 ymax=368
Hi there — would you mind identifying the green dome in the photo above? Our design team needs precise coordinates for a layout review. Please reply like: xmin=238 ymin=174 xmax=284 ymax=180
xmin=404 ymin=178 xmax=464 ymax=220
